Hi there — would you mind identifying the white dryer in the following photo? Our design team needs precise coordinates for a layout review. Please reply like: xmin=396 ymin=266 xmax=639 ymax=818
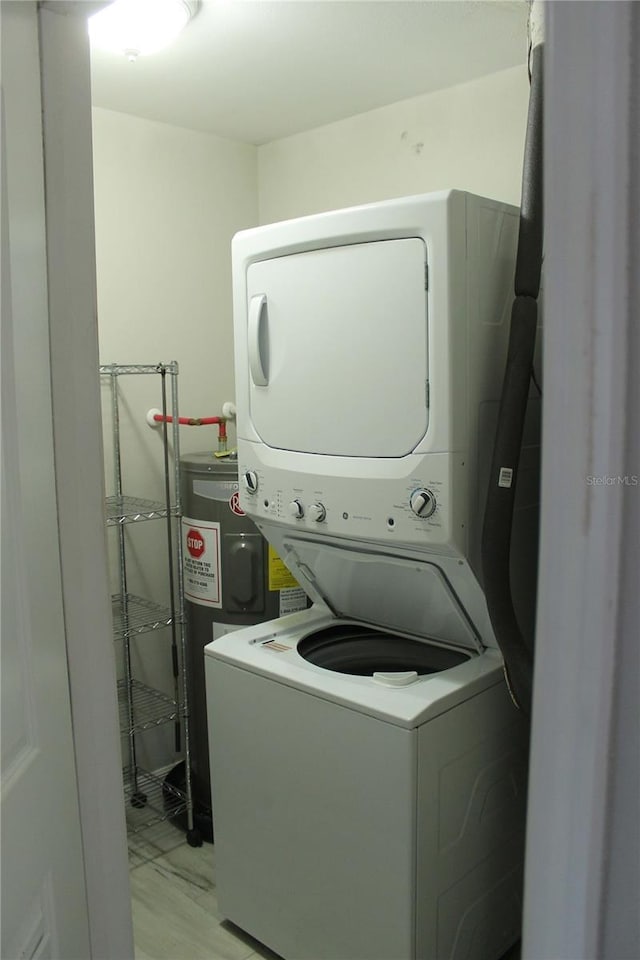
xmin=205 ymin=191 xmax=533 ymax=960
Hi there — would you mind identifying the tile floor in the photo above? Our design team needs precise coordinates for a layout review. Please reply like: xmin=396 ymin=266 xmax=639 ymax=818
xmin=129 ymin=823 xmax=280 ymax=960
xmin=129 ymin=825 xmax=521 ymax=960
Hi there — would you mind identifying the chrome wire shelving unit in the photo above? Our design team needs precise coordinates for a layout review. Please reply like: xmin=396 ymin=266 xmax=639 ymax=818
xmin=101 ymin=361 xmax=201 ymax=851
xmin=111 ymin=594 xmax=175 ymax=641
xmin=117 ymin=679 xmax=179 ymax=733
xmin=123 ymin=765 xmax=190 ymax=867
xmin=106 ymin=495 xmax=175 ymax=525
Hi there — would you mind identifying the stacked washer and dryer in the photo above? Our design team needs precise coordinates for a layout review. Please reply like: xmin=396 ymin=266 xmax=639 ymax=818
xmin=205 ymin=190 xmax=536 ymax=960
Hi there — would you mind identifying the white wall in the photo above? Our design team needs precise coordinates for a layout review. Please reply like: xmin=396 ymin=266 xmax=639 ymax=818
xmin=258 ymin=65 xmax=529 ymax=224
xmin=93 ymin=107 xmax=257 ymax=442
xmin=92 ymin=108 xmax=258 ymax=768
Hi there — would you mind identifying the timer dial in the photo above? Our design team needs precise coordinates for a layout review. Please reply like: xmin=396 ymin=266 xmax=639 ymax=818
xmin=243 ymin=470 xmax=258 ymax=493
xmin=409 ymin=488 xmax=437 ymax=518
xmin=308 ymin=502 xmax=326 ymax=522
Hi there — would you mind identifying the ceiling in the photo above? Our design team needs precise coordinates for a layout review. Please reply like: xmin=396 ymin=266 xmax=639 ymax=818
xmin=89 ymin=0 xmax=530 ymax=146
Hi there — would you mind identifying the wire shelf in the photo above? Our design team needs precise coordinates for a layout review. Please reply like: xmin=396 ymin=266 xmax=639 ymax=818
xmin=111 ymin=594 xmax=177 ymax=640
xmin=123 ymin=765 xmax=187 ymax=862
xmin=99 ymin=362 xmax=178 ymax=376
xmin=118 ymin=679 xmax=178 ymax=734
xmin=106 ymin=495 xmax=176 ymax=525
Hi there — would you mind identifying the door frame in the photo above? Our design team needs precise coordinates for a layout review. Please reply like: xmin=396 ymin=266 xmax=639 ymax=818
xmin=38 ymin=4 xmax=134 ymax=957
xmin=523 ymin=4 xmax=639 ymax=958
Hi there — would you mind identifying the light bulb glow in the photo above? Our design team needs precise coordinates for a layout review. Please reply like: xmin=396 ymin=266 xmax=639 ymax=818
xmin=89 ymin=0 xmax=193 ymax=58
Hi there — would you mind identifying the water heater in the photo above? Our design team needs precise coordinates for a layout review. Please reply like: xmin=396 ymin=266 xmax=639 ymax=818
xmin=180 ymin=452 xmax=308 ymax=823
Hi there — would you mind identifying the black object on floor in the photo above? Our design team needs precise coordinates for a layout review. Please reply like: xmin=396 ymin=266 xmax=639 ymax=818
xmin=163 ymin=761 xmax=214 ymax=844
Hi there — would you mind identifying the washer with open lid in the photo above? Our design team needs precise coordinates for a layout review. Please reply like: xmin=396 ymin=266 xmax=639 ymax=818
xmin=205 ymin=538 xmax=527 ymax=960
xmin=297 ymin=622 xmax=469 ymax=677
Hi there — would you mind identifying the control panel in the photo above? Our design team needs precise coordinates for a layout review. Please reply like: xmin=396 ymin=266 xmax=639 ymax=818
xmin=238 ymin=453 xmax=464 ymax=551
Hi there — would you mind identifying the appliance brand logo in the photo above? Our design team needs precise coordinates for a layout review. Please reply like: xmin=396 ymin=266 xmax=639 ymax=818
xmin=229 ymin=491 xmax=245 ymax=516
xmin=186 ymin=528 xmax=205 ymax=559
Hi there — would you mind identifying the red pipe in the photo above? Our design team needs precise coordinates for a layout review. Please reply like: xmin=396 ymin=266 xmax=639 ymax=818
xmin=153 ymin=412 xmax=229 ymax=450
xmin=153 ymin=414 xmax=225 ymax=427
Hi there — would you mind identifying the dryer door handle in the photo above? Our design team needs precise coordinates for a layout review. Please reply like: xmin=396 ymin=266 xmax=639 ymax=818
xmin=248 ymin=293 xmax=269 ymax=387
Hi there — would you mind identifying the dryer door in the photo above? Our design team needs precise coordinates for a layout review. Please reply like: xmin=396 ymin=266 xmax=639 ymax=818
xmin=246 ymin=238 xmax=428 ymax=457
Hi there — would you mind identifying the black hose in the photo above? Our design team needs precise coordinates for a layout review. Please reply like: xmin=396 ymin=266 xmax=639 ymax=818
xmin=481 ymin=43 xmax=543 ymax=717
xmin=516 ymin=44 xmax=544 ymax=300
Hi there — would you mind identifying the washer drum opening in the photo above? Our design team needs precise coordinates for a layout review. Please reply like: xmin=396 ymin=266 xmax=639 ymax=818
xmin=297 ymin=624 xmax=469 ymax=676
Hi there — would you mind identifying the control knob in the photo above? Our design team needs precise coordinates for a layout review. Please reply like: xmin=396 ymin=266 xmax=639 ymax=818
xmin=308 ymin=502 xmax=326 ymax=523
xmin=409 ymin=488 xmax=436 ymax=518
xmin=242 ymin=470 xmax=259 ymax=494
xmin=288 ymin=499 xmax=304 ymax=519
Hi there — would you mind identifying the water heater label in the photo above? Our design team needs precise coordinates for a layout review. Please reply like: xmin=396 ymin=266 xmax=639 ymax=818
xmin=268 ymin=545 xmax=300 ymax=591
xmin=182 ymin=517 xmax=222 ymax=608
xmin=279 ymin=587 xmax=308 ymax=617
xmin=267 ymin=546 xmax=307 ymax=614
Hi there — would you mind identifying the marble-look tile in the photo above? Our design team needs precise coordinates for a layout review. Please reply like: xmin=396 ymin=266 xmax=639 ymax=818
xmin=130 ymin=835 xmax=517 ymax=960
xmin=134 ymin=838 xmax=216 ymax=904
xmin=129 ymin=821 xmax=187 ymax=869
xmin=193 ymin=884 xmax=225 ymax=924
xmin=134 ymin=948 xmax=156 ymax=960
xmin=130 ymin=860 xmax=255 ymax=960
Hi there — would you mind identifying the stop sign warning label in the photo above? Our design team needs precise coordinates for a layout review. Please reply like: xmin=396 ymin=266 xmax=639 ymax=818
xmin=182 ymin=518 xmax=221 ymax=608
xmin=186 ymin=529 xmax=205 ymax=558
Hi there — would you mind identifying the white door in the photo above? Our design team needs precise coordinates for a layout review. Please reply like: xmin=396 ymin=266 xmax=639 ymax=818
xmin=246 ymin=238 xmax=429 ymax=457
xmin=0 ymin=3 xmax=91 ymax=957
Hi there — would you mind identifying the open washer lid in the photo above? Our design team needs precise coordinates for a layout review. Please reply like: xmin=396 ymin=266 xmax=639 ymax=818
xmin=282 ymin=538 xmax=484 ymax=655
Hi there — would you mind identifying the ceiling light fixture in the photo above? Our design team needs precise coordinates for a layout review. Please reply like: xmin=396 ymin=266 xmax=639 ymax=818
xmin=89 ymin=0 xmax=200 ymax=62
